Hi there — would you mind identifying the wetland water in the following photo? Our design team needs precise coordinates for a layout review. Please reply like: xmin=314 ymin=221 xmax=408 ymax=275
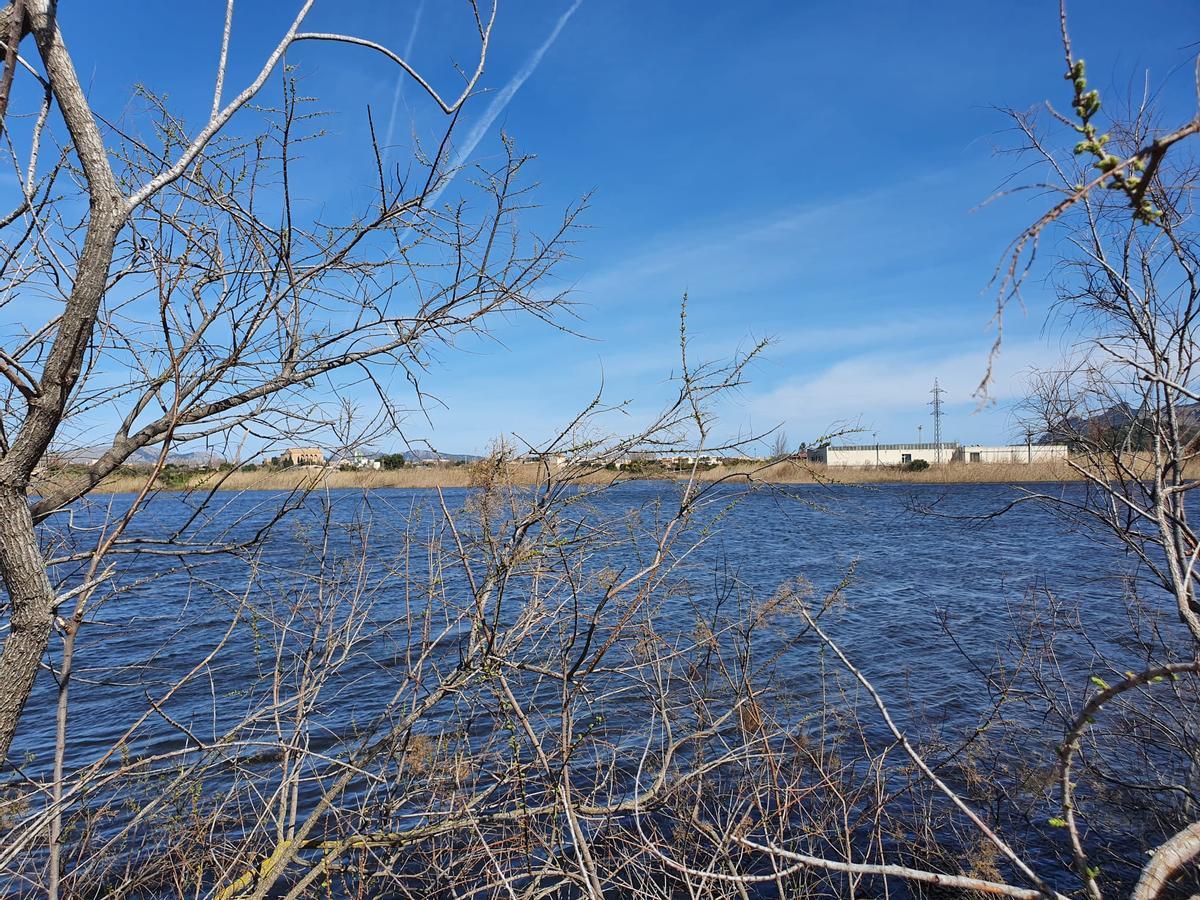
xmin=8 ymin=480 xmax=1175 ymax=892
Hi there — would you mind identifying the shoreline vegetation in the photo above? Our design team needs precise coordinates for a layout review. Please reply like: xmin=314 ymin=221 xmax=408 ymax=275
xmin=34 ymin=458 xmax=1091 ymax=496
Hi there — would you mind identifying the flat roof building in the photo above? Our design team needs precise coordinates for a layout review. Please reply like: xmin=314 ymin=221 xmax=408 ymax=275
xmin=807 ymin=442 xmax=958 ymax=467
xmin=956 ymin=444 xmax=1068 ymax=464
xmin=807 ymin=441 xmax=1069 ymax=467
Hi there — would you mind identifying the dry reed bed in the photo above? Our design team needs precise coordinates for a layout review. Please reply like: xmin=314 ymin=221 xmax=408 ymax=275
xmin=712 ymin=459 xmax=1087 ymax=484
xmin=37 ymin=463 xmax=618 ymax=496
xmin=753 ymin=454 xmax=1200 ymax=484
xmin=33 ymin=458 xmax=1109 ymax=497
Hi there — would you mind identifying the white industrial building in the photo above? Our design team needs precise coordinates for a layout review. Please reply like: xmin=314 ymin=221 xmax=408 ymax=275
xmin=808 ymin=441 xmax=1069 ymax=467
xmin=807 ymin=443 xmax=958 ymax=467
xmin=955 ymin=444 xmax=1068 ymax=464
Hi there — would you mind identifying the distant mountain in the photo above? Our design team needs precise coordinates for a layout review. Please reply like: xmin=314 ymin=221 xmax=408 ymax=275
xmin=1042 ymin=402 xmax=1137 ymax=438
xmin=402 ymin=449 xmax=480 ymax=462
xmin=1043 ymin=401 xmax=1200 ymax=445
xmin=153 ymin=448 xmax=225 ymax=466
xmin=48 ymin=443 xmax=480 ymax=468
xmin=47 ymin=445 xmax=225 ymax=467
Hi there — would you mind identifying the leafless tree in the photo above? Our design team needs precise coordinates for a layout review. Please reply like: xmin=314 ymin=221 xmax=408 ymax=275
xmin=0 ymin=0 xmax=594 ymax=769
xmin=629 ymin=5 xmax=1200 ymax=899
xmin=999 ymin=18 xmax=1200 ymax=894
xmin=0 ymin=5 xmax=911 ymax=896
xmin=5 ymin=2 xmax=1200 ymax=898
xmin=768 ymin=429 xmax=790 ymax=462
xmin=0 ymin=297 xmax=855 ymax=896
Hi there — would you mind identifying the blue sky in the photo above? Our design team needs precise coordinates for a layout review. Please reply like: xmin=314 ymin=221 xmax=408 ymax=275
xmin=53 ymin=2 xmax=1200 ymax=455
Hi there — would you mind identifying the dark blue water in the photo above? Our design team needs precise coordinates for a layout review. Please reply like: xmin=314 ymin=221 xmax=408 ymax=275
xmin=27 ymin=483 xmax=1123 ymax=746
xmin=5 ymin=480 xmax=1187 ymax=894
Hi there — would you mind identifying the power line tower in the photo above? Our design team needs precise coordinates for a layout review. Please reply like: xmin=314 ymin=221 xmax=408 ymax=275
xmin=929 ymin=379 xmax=946 ymax=464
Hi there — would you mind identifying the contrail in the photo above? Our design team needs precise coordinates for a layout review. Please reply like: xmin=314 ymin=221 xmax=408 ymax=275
xmin=425 ymin=0 xmax=583 ymax=206
xmin=381 ymin=0 xmax=426 ymax=173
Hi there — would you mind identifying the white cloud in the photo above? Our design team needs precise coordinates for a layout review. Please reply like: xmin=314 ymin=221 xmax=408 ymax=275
xmin=744 ymin=338 xmax=1066 ymax=444
xmin=575 ymin=168 xmax=986 ymax=313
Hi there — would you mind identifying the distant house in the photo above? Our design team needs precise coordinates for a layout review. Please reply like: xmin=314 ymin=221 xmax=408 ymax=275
xmin=626 ymin=450 xmax=661 ymax=462
xmin=407 ymin=454 xmax=455 ymax=467
xmin=661 ymin=455 xmax=696 ymax=470
xmin=339 ymin=451 xmax=381 ymax=471
xmin=808 ymin=442 xmax=959 ymax=467
xmin=520 ymin=452 xmax=567 ymax=469
xmin=955 ymin=444 xmax=1068 ymax=464
xmin=281 ymin=447 xmax=326 ymax=467
xmin=657 ymin=453 xmax=720 ymax=468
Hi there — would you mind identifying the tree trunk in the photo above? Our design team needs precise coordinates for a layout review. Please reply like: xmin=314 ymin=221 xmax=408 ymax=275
xmin=0 ymin=0 xmax=123 ymax=761
xmin=0 ymin=488 xmax=56 ymax=762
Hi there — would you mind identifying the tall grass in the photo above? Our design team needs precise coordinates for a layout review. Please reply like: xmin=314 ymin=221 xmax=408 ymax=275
xmin=43 ymin=458 xmax=1100 ymax=497
xmin=701 ymin=459 xmax=1086 ymax=484
xmin=38 ymin=462 xmax=623 ymax=496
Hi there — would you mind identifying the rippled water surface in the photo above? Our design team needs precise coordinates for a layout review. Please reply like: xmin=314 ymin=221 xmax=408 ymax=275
xmin=16 ymin=480 xmax=1141 ymax=765
xmin=10 ymin=478 xmax=1175 ymax=896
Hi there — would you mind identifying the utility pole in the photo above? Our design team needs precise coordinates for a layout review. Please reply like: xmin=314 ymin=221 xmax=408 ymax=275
xmin=874 ymin=432 xmax=879 ymax=466
xmin=929 ymin=379 xmax=946 ymax=465
xmin=917 ymin=424 xmax=923 ymax=445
